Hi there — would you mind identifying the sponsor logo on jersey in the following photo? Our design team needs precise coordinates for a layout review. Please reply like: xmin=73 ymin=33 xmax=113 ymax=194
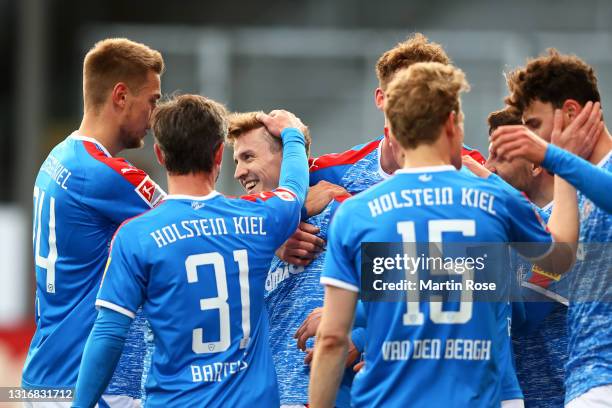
xmin=531 ymin=264 xmax=561 ymax=282
xmin=136 ymin=177 xmax=164 ymax=207
xmin=266 ymin=263 xmax=305 ymax=292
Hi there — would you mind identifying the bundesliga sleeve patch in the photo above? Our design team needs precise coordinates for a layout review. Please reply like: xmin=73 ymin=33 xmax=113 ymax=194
xmin=136 ymin=176 xmax=165 ymax=207
xmin=239 ymin=188 xmax=296 ymax=202
xmin=272 ymin=188 xmax=296 ymax=201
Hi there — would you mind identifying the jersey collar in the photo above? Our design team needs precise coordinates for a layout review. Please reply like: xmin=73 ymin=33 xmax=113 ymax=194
xmin=165 ymin=191 xmax=220 ymax=201
xmin=541 ymin=201 xmax=553 ymax=212
xmin=395 ymin=165 xmax=456 ymax=174
xmin=69 ymin=132 xmax=113 ymax=158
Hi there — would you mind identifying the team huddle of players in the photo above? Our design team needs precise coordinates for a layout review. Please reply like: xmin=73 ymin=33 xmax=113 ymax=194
xmin=23 ymin=33 xmax=611 ymax=408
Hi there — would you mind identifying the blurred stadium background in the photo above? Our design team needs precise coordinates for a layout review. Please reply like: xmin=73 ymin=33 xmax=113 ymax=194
xmin=1 ymin=0 xmax=612 ymax=398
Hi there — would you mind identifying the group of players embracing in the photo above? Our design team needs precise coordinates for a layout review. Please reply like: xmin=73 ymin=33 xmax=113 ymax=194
xmin=24 ymin=33 xmax=611 ymax=408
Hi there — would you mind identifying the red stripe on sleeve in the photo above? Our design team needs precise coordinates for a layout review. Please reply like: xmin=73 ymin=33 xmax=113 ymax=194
xmin=82 ymin=141 xmax=148 ymax=188
xmin=461 ymin=147 xmax=486 ymax=165
xmin=309 ymin=140 xmax=381 ymax=172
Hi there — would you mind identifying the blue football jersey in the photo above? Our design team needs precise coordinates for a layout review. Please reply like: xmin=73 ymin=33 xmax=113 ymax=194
xmin=23 ymin=133 xmax=164 ymax=393
xmin=265 ymin=197 xmax=357 ymax=407
xmin=565 ymin=150 xmax=612 ymax=403
xmin=96 ymin=189 xmax=302 ymax=408
xmin=509 ymin=203 xmax=570 ymax=408
xmin=321 ymin=166 xmax=553 ymax=408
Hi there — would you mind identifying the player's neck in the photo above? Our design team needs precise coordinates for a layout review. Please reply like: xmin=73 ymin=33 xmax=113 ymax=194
xmin=380 ymin=137 xmax=400 ymax=175
xmin=166 ymin=173 xmax=216 ymax=197
xmin=400 ymin=143 xmax=450 ymax=169
xmin=78 ymin=110 xmax=123 ymax=157
xmin=526 ymin=176 xmax=554 ymax=209
xmin=588 ymin=126 xmax=612 ymax=165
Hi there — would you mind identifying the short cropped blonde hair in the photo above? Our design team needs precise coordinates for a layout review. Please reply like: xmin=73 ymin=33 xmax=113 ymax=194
xmin=384 ymin=62 xmax=469 ymax=149
xmin=227 ymin=111 xmax=311 ymax=156
xmin=83 ymin=38 xmax=164 ymax=111
xmin=376 ymin=33 xmax=451 ymax=90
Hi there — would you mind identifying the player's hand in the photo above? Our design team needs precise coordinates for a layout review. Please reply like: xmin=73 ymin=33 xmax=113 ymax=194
xmin=305 ymin=181 xmax=348 ymax=217
xmin=353 ymin=360 xmax=365 ymax=372
xmin=256 ymin=110 xmax=308 ymax=137
xmin=295 ymin=307 xmax=323 ymax=351
xmin=303 ymin=339 xmax=360 ymax=368
xmin=551 ymin=101 xmax=603 ymax=158
xmin=276 ymin=222 xmax=325 ymax=267
xmin=345 ymin=340 xmax=361 ymax=368
xmin=462 ymin=155 xmax=492 ymax=179
xmin=489 ymin=125 xmax=548 ymax=164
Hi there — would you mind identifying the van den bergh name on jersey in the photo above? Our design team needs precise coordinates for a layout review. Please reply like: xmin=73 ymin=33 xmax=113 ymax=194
xmin=367 ymin=187 xmax=497 ymax=217
xmin=150 ymin=216 xmax=266 ymax=248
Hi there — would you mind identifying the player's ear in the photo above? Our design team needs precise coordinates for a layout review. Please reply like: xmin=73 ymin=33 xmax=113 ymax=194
xmin=153 ymin=143 xmax=165 ymax=167
xmin=214 ymin=143 xmax=224 ymax=167
xmin=111 ymin=82 xmax=129 ymax=108
xmin=445 ymin=111 xmax=457 ymax=140
xmin=532 ymin=163 xmax=543 ymax=177
xmin=374 ymin=87 xmax=385 ymax=111
xmin=562 ymin=99 xmax=581 ymax=123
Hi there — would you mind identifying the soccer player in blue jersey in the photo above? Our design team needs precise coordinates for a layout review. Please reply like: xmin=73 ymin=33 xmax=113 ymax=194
xmin=72 ymin=95 xmax=309 ymax=408
xmin=228 ymin=112 xmax=359 ymax=408
xmin=25 ymin=38 xmax=165 ymax=406
xmin=309 ymin=62 xmax=580 ymax=408
xmin=482 ymin=107 xmax=565 ymax=408
xmin=490 ymin=51 xmax=612 ymax=406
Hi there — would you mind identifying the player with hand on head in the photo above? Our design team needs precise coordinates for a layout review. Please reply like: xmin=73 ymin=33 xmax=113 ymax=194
xmin=491 ymin=101 xmax=612 ymax=213
xmin=309 ymin=62 xmax=579 ymax=408
xmin=499 ymin=49 xmax=612 ymax=407
xmin=24 ymin=38 xmax=165 ymax=407
xmin=71 ymin=97 xmax=309 ymax=408
xmin=228 ymin=112 xmax=359 ymax=408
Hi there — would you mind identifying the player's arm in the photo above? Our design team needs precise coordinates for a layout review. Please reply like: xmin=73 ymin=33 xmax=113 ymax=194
xmin=277 ymin=185 xmax=348 ymax=266
xmin=504 ymin=179 xmax=578 ymax=275
xmin=73 ymin=227 xmax=146 ymax=407
xmin=309 ymin=285 xmax=358 ymax=408
xmin=72 ymin=308 xmax=132 ymax=408
xmin=257 ymin=110 xmax=309 ymax=206
xmin=309 ymin=201 xmax=360 ymax=407
xmin=542 ymin=144 xmax=612 ymax=213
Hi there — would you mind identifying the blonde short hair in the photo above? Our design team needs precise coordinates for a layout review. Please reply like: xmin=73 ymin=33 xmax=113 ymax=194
xmin=227 ymin=111 xmax=311 ymax=156
xmin=376 ymin=33 xmax=451 ymax=90
xmin=83 ymin=38 xmax=164 ymax=111
xmin=384 ymin=62 xmax=469 ymax=149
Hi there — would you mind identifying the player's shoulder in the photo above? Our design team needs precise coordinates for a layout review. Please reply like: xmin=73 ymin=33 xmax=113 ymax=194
xmin=71 ymin=135 xmax=163 ymax=204
xmin=77 ymin=137 xmax=146 ymax=182
xmin=111 ymin=202 xmax=166 ymax=242
xmin=332 ymin=178 xmax=389 ymax=214
xmin=308 ymin=137 xmax=382 ymax=180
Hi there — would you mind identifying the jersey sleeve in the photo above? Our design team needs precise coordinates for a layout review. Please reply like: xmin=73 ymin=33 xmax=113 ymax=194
xmin=278 ymin=127 xmax=309 ymax=206
xmin=309 ymin=139 xmax=382 ymax=186
xmin=320 ymin=201 xmax=360 ymax=292
xmin=504 ymin=189 xmax=554 ymax=260
xmin=239 ymin=188 xmax=303 ymax=249
xmin=543 ymin=144 xmax=612 ymax=213
xmin=95 ymin=227 xmax=147 ymax=318
xmin=81 ymin=145 xmax=166 ymax=224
